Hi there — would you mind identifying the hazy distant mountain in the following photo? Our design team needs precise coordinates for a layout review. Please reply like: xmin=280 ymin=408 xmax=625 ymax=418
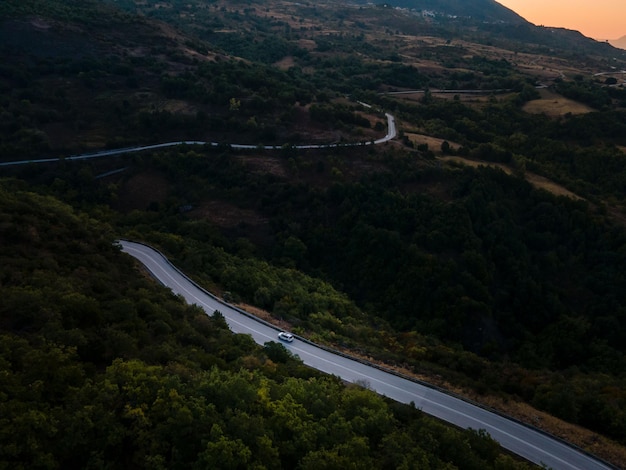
xmin=361 ymin=0 xmax=625 ymax=59
xmin=610 ymin=35 xmax=626 ymax=50
xmin=360 ymin=0 xmax=527 ymax=23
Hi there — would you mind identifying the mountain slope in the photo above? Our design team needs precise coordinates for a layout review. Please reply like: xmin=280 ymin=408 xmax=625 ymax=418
xmin=354 ymin=0 xmax=527 ymax=23
xmin=0 ymin=178 xmax=538 ymax=469
xmin=610 ymin=35 xmax=626 ymax=50
xmin=3 ymin=0 xmax=626 ymax=467
xmin=345 ymin=0 xmax=624 ymax=59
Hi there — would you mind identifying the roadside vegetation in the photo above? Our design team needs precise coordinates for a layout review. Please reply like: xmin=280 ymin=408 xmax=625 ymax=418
xmin=1 ymin=180 xmax=536 ymax=469
xmin=2 ymin=0 xmax=626 ymax=467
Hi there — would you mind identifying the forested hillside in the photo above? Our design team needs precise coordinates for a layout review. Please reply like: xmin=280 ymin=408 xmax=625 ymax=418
xmin=0 ymin=180 xmax=535 ymax=469
xmin=2 ymin=0 xmax=626 ymax=467
xmin=103 ymin=138 xmax=626 ymax=448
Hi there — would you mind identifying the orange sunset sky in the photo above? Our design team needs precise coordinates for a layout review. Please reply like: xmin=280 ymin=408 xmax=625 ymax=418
xmin=497 ymin=0 xmax=625 ymax=40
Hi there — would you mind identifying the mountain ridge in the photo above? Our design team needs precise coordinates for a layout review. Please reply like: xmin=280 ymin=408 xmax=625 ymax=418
xmin=610 ymin=35 xmax=626 ymax=50
xmin=352 ymin=0 xmax=528 ymax=23
xmin=346 ymin=0 xmax=625 ymax=59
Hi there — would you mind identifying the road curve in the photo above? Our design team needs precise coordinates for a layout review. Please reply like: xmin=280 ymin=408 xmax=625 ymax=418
xmin=119 ymin=240 xmax=614 ymax=470
xmin=0 ymin=113 xmax=396 ymax=167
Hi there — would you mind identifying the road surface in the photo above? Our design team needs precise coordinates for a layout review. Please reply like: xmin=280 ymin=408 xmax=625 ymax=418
xmin=119 ymin=240 xmax=614 ymax=470
xmin=0 ymin=113 xmax=395 ymax=167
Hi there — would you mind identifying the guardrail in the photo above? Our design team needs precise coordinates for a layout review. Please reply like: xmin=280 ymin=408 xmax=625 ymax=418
xmin=116 ymin=238 xmax=618 ymax=470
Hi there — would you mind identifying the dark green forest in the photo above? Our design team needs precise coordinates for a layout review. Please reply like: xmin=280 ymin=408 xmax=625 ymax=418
xmin=103 ymin=143 xmax=626 ymax=444
xmin=3 ymin=0 xmax=626 ymax=467
xmin=0 ymin=180 xmax=534 ymax=469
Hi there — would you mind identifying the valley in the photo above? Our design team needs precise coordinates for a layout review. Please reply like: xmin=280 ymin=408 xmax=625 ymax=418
xmin=2 ymin=0 xmax=626 ymax=468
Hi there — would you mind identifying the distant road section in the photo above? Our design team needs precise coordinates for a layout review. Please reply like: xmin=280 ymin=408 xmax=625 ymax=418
xmin=119 ymin=240 xmax=614 ymax=470
xmin=382 ymin=88 xmax=512 ymax=95
xmin=0 ymin=112 xmax=396 ymax=167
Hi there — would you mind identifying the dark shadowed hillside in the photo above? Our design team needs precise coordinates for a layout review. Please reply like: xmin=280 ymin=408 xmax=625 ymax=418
xmin=1 ymin=180 xmax=537 ymax=469
xmin=3 ymin=0 xmax=626 ymax=467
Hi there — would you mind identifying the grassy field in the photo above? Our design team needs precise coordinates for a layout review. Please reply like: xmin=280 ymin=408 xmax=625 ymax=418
xmin=439 ymin=156 xmax=584 ymax=200
xmin=406 ymin=133 xmax=461 ymax=152
xmin=523 ymin=88 xmax=595 ymax=116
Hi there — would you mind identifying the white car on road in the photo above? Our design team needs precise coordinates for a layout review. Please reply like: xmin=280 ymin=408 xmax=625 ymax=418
xmin=278 ymin=331 xmax=294 ymax=343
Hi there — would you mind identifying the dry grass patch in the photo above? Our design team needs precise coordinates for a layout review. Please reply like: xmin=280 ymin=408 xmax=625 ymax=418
xmin=406 ymin=133 xmax=460 ymax=153
xmin=524 ymin=172 xmax=585 ymax=200
xmin=274 ymin=56 xmax=296 ymax=70
xmin=523 ymin=89 xmax=595 ymax=116
xmin=440 ymin=156 xmax=584 ymax=200
xmin=297 ymin=38 xmax=317 ymax=51
xmin=462 ymin=392 xmax=626 ymax=468
xmin=234 ymin=302 xmax=293 ymax=332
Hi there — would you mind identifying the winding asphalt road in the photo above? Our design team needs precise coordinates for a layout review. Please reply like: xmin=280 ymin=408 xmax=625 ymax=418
xmin=0 ymin=113 xmax=395 ymax=167
xmin=2 ymin=106 xmax=613 ymax=468
xmin=119 ymin=240 xmax=614 ymax=470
